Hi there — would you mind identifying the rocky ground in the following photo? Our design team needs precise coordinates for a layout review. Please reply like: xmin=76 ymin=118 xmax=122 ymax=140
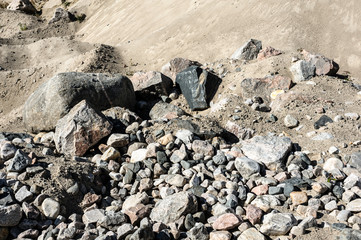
xmin=1 ymin=1 xmax=361 ymax=240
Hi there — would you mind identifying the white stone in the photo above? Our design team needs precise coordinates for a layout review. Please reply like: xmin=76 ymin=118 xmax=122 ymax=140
xmin=323 ymin=157 xmax=344 ymax=172
xmin=130 ymin=149 xmax=147 ymax=163
xmin=42 ymin=198 xmax=60 ymax=220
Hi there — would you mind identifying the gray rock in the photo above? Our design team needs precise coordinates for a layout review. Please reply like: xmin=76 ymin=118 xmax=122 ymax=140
xmin=49 ymin=8 xmax=75 ymax=24
xmin=161 ymin=57 xmax=201 ymax=83
xmin=348 ymin=152 xmax=361 ymax=169
xmin=238 ymin=227 xmax=266 ymax=240
xmin=346 ymin=199 xmax=361 ymax=212
xmin=15 ymin=185 xmax=33 ymax=202
xmin=54 ymin=100 xmax=113 ymax=158
xmin=314 ymin=115 xmax=333 ymax=129
xmin=260 ymin=212 xmax=297 ymax=235
xmin=187 ymin=223 xmax=209 ymax=240
xmin=213 ymin=150 xmax=227 ymax=165
xmin=107 ymin=134 xmax=129 ymax=148
xmin=82 ymin=209 xmax=105 ymax=225
xmin=98 ymin=211 xmax=127 ymax=228
xmin=290 ymin=60 xmax=315 ymax=82
xmin=0 ymin=142 xmax=17 ymax=161
xmin=284 ymin=115 xmax=299 ymax=128
xmin=0 ymin=204 xmax=22 ymax=226
xmin=235 ymin=157 xmax=260 ymax=179
xmin=7 ymin=150 xmax=32 ymax=172
xmin=250 ymin=195 xmax=282 ymax=211
xmin=122 ymin=192 xmax=149 ymax=212
xmin=7 ymin=0 xmax=37 ymax=14
xmin=241 ymin=134 xmax=292 ymax=171
xmin=117 ymin=223 xmax=134 ymax=239
xmin=130 ymin=71 xmax=173 ymax=97
xmin=149 ymin=102 xmax=186 ymax=120
xmin=165 ymin=174 xmax=186 ymax=187
xmin=41 ymin=198 xmax=60 ymax=220
xmin=150 ymin=192 xmax=197 ymax=224
xmin=176 ymin=66 xmax=221 ymax=110
xmin=231 ymin=39 xmax=262 ymax=60
xmin=337 ymin=210 xmax=351 ymax=222
xmin=57 ymin=227 xmax=76 ymax=240
xmin=23 ymin=72 xmax=135 ymax=132
xmin=128 ymin=225 xmax=154 ymax=240
xmin=311 ymin=132 xmax=334 ymax=141
xmin=175 ymin=129 xmax=194 ymax=144
xmin=337 ymin=229 xmax=361 ymax=240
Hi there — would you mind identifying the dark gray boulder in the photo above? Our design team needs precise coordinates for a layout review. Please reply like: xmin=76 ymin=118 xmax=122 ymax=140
xmin=231 ymin=39 xmax=262 ymax=60
xmin=176 ymin=66 xmax=221 ymax=110
xmin=23 ymin=72 xmax=135 ymax=133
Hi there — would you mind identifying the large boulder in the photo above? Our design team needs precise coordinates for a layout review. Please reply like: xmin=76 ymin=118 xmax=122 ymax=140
xmin=150 ymin=192 xmax=197 ymax=224
xmin=176 ymin=66 xmax=221 ymax=110
xmin=130 ymin=71 xmax=173 ymax=99
xmin=241 ymin=134 xmax=292 ymax=171
xmin=231 ymin=39 xmax=262 ymax=60
xmin=23 ymin=72 xmax=135 ymax=133
xmin=7 ymin=0 xmax=37 ymax=14
xmin=54 ymin=100 xmax=113 ymax=158
xmin=289 ymin=60 xmax=315 ymax=82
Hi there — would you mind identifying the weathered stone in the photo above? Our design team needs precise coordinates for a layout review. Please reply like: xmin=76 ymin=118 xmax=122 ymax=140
xmin=7 ymin=0 xmax=37 ymax=14
xmin=98 ymin=211 xmax=127 ymax=228
xmin=225 ymin=121 xmax=254 ymax=141
xmin=210 ymin=231 xmax=232 ymax=240
xmin=314 ymin=115 xmax=333 ymax=129
xmin=165 ymin=174 xmax=186 ymax=187
xmin=235 ymin=157 xmax=260 ymax=179
xmin=150 ymin=192 xmax=197 ymax=224
xmin=41 ymin=198 xmax=60 ymax=220
xmin=252 ymin=185 xmax=269 ymax=196
xmin=311 ymin=132 xmax=334 ymax=141
xmin=162 ymin=57 xmax=201 ymax=82
xmin=238 ymin=227 xmax=266 ymax=240
xmin=49 ymin=8 xmax=75 ymax=24
xmin=7 ymin=150 xmax=31 ymax=172
xmin=241 ymin=134 xmax=292 ymax=171
xmin=124 ymin=204 xmax=151 ymax=225
xmin=212 ymin=213 xmax=241 ymax=230
xmin=260 ymin=212 xmax=297 ymax=235
xmin=250 ymin=195 xmax=281 ymax=212
xmin=130 ymin=149 xmax=147 ymax=163
xmin=323 ymin=157 xmax=344 ymax=172
xmin=0 ymin=204 xmax=22 ymax=226
xmin=337 ymin=229 xmax=361 ymax=240
xmin=348 ymin=152 xmax=361 ymax=169
xmin=192 ymin=140 xmax=215 ymax=157
xmin=101 ymin=147 xmax=120 ymax=161
xmin=15 ymin=185 xmax=33 ymax=202
xmin=149 ymin=102 xmax=186 ymax=120
xmin=346 ymin=199 xmax=361 ymax=212
xmin=246 ymin=205 xmax=263 ymax=225
xmin=290 ymin=191 xmax=308 ymax=205
xmin=80 ymin=193 xmax=101 ymax=208
xmin=284 ymin=115 xmax=299 ymax=128
xmin=122 ymin=192 xmax=149 ymax=212
xmin=290 ymin=60 xmax=315 ymax=82
xmin=82 ymin=209 xmax=105 ymax=225
xmin=0 ymin=142 xmax=17 ymax=161
xmin=117 ymin=223 xmax=134 ymax=239
xmin=231 ymin=39 xmax=262 ymax=60
xmin=176 ymin=66 xmax=221 ymax=110
xmin=131 ymin=71 xmax=173 ymax=97
xmin=24 ymin=72 xmax=135 ymax=132
xmin=187 ymin=223 xmax=209 ymax=240
xmin=54 ymin=100 xmax=113 ymax=158
xmin=302 ymin=50 xmax=339 ymax=76
xmin=107 ymin=134 xmax=129 ymax=148
xmin=257 ymin=46 xmax=282 ymax=60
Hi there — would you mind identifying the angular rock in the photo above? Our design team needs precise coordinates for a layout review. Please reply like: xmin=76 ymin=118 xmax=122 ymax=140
xmin=0 ymin=204 xmax=22 ymax=227
xmin=241 ymin=134 xmax=292 ymax=171
xmin=250 ymin=195 xmax=281 ymax=212
xmin=15 ymin=185 xmax=33 ymax=202
xmin=49 ymin=8 xmax=75 ymax=24
xmin=314 ymin=115 xmax=333 ymax=129
xmin=7 ymin=0 xmax=36 ymax=14
xmin=231 ymin=39 xmax=262 ymax=60
xmin=212 ymin=213 xmax=241 ymax=230
xmin=337 ymin=229 xmax=361 ymax=240
xmin=323 ymin=158 xmax=344 ymax=172
xmin=107 ymin=134 xmax=129 ymax=148
xmin=187 ymin=223 xmax=209 ymax=240
xmin=41 ymin=198 xmax=60 ymax=220
xmin=0 ymin=142 xmax=17 ymax=161
xmin=162 ymin=57 xmax=201 ymax=82
xmin=7 ymin=150 xmax=31 ymax=172
xmin=347 ymin=152 xmax=361 ymax=169
xmin=210 ymin=231 xmax=232 ymax=240
xmin=346 ymin=199 xmax=361 ymax=212
xmin=235 ymin=157 xmax=260 ymax=179
xmin=124 ymin=204 xmax=151 ymax=225
xmin=149 ymin=102 xmax=186 ymax=120
xmin=54 ymin=100 xmax=113 ymax=158
xmin=225 ymin=121 xmax=254 ymax=141
xmin=122 ymin=192 xmax=149 ymax=212
xmin=131 ymin=71 xmax=173 ymax=98
xmin=284 ymin=115 xmax=299 ymax=128
xmin=257 ymin=46 xmax=282 ymax=60
xmin=302 ymin=50 xmax=339 ymax=76
xmin=238 ymin=228 xmax=266 ymax=240
xmin=24 ymin=72 xmax=135 ymax=132
xmin=290 ymin=191 xmax=308 ymax=205
xmin=98 ymin=211 xmax=127 ymax=228
xmin=150 ymin=192 xmax=197 ymax=224
xmin=290 ymin=60 xmax=315 ymax=82
xmin=246 ymin=205 xmax=263 ymax=225
xmin=130 ymin=149 xmax=148 ymax=163
xmin=192 ymin=140 xmax=215 ymax=157
xmin=101 ymin=147 xmax=120 ymax=161
xmin=82 ymin=209 xmax=105 ymax=225
xmin=176 ymin=66 xmax=221 ymax=110
xmin=260 ymin=212 xmax=297 ymax=235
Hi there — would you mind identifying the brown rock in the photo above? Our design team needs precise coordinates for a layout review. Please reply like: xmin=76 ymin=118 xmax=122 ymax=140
xmin=290 ymin=191 xmax=308 ymax=205
xmin=54 ymin=100 xmax=112 ymax=158
xmin=252 ymin=185 xmax=269 ymax=196
xmin=81 ymin=193 xmax=102 ymax=208
xmin=124 ymin=204 xmax=151 ymax=225
xmin=158 ymin=133 xmax=174 ymax=146
xmin=225 ymin=121 xmax=254 ymax=141
xmin=130 ymin=71 xmax=173 ymax=97
xmin=257 ymin=46 xmax=282 ymax=60
xmin=212 ymin=213 xmax=242 ymax=230
xmin=246 ymin=205 xmax=263 ymax=225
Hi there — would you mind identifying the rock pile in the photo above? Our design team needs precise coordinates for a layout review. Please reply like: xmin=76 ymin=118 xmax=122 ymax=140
xmin=1 ymin=38 xmax=361 ymax=240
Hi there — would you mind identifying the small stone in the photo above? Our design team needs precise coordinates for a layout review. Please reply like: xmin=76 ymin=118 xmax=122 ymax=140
xmin=101 ymin=147 xmax=120 ymax=161
xmin=325 ymin=200 xmax=338 ymax=211
xmin=314 ymin=115 xmax=333 ymax=129
xmin=337 ymin=210 xmax=351 ymax=222
xmin=7 ymin=150 xmax=32 ymax=172
xmin=82 ymin=209 xmax=105 ymax=225
xmin=15 ymin=185 xmax=33 ymax=202
xmin=212 ymin=213 xmax=241 ymax=230
xmin=246 ymin=205 xmax=263 ymax=225
xmin=260 ymin=212 xmax=297 ymax=235
xmin=290 ymin=191 xmax=308 ymax=205
xmin=238 ymin=227 xmax=266 ymax=240
xmin=209 ymin=231 xmax=232 ymax=240
xmin=107 ymin=134 xmax=129 ymax=148
xmin=130 ymin=149 xmax=147 ymax=163
xmin=346 ymin=199 xmax=361 ymax=212
xmin=329 ymin=146 xmax=339 ymax=154
xmin=42 ymin=198 xmax=60 ymax=220
xmin=252 ymin=185 xmax=268 ymax=196
xmin=323 ymin=157 xmax=344 ymax=172
xmin=284 ymin=115 xmax=299 ymax=128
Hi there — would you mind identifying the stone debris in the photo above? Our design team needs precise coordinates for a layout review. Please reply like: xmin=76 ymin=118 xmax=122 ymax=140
xmin=231 ymin=39 xmax=262 ymax=60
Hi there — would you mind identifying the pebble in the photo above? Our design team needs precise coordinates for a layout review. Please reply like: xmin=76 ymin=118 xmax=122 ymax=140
xmin=284 ymin=115 xmax=299 ymax=128
xmin=42 ymin=198 xmax=60 ymax=220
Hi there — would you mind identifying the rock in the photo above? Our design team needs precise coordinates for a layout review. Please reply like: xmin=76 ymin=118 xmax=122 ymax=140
xmin=130 ymin=149 xmax=148 ymax=163
xmin=238 ymin=228 xmax=266 ymax=240
xmin=117 ymin=223 xmax=134 ymax=239
xmin=348 ymin=152 xmax=361 ymax=169
xmin=290 ymin=60 xmax=315 ymax=82
xmin=128 ymin=225 xmax=154 ymax=240
xmin=225 ymin=121 xmax=254 ymax=141
xmin=107 ymin=134 xmax=129 ymax=148
xmin=15 ymin=185 xmax=33 ymax=202
xmin=149 ymin=102 xmax=186 ymax=120
xmin=41 ymin=198 xmax=60 ymax=220
xmin=323 ymin=157 xmax=344 ymax=172
xmin=98 ymin=211 xmax=127 ymax=228
xmin=7 ymin=150 xmax=31 ymax=172
xmin=210 ymin=231 xmax=232 ymax=240
xmin=165 ymin=174 xmax=186 ymax=187
xmin=54 ymin=100 xmax=113 ymax=158
xmin=175 ymin=129 xmax=194 ymax=144
xmin=231 ymin=39 xmax=262 ymax=60
xmin=246 ymin=205 xmax=263 ymax=225
xmin=130 ymin=71 xmax=173 ymax=98
xmin=251 ymin=195 xmax=281 ymax=212
xmin=314 ymin=115 xmax=333 ymax=129
xmin=162 ymin=57 xmax=201 ymax=83
xmin=325 ymin=200 xmax=338 ymax=211
xmin=122 ymin=192 xmax=149 ymax=212
xmin=284 ymin=115 xmax=299 ymax=128
xmin=49 ymin=8 xmax=75 ymax=24
xmin=311 ymin=132 xmax=334 ymax=141
xmin=345 ymin=112 xmax=360 ymax=120
xmin=257 ymin=46 xmax=282 ymax=60
xmin=240 ymin=75 xmax=292 ymax=103
xmin=150 ymin=192 xmax=197 ymax=224
xmin=0 ymin=142 xmax=17 ymax=161
xmin=187 ymin=223 xmax=209 ymax=240
xmin=346 ymin=199 xmax=361 ymax=212
xmin=252 ymin=185 xmax=269 ymax=196
xmin=302 ymin=50 xmax=339 ymax=76
xmin=176 ymin=66 xmax=221 ymax=110
xmin=241 ymin=134 xmax=292 ymax=171
xmin=124 ymin=204 xmax=151 ymax=225
xmin=192 ymin=140 xmax=214 ymax=157
xmin=24 ymin=72 xmax=135 ymax=132
xmin=101 ymin=147 xmax=120 ymax=161
xmin=260 ymin=212 xmax=297 ymax=235
xmin=337 ymin=229 xmax=361 ymax=240
xmin=82 ymin=209 xmax=105 ymax=225
xmin=212 ymin=213 xmax=241 ymax=230
xmin=0 ymin=204 xmax=22 ymax=226
xmin=7 ymin=0 xmax=37 ymax=14
xmin=290 ymin=191 xmax=308 ymax=205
